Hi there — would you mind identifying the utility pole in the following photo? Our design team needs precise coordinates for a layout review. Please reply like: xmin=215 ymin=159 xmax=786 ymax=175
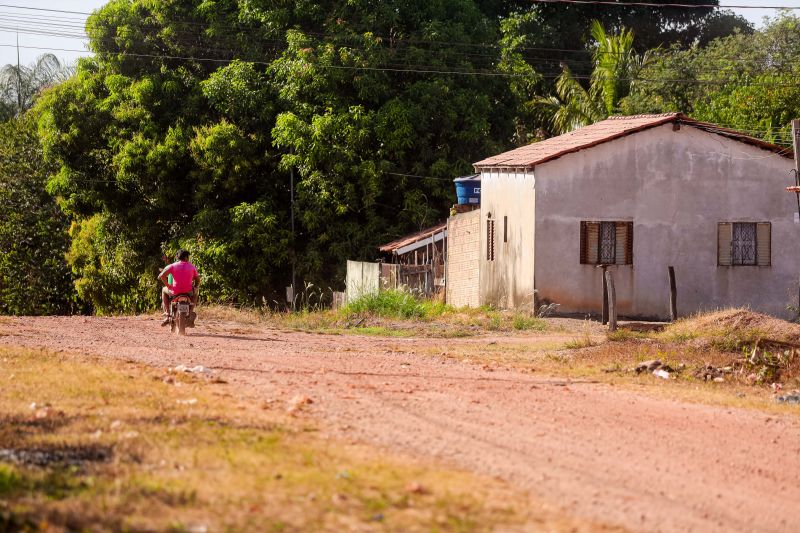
xmin=290 ymin=162 xmax=296 ymax=311
xmin=16 ymin=32 xmax=22 ymax=115
xmin=793 ymin=119 xmax=800 ymax=216
xmin=793 ymin=119 xmax=800 ymax=319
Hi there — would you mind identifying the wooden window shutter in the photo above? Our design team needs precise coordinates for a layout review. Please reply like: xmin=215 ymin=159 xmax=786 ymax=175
xmin=586 ymin=222 xmax=599 ymax=264
xmin=580 ymin=221 xmax=588 ymax=263
xmin=718 ymin=223 xmax=732 ymax=266
xmin=625 ymin=221 xmax=633 ymax=265
xmin=615 ymin=222 xmax=628 ymax=265
xmin=486 ymin=219 xmax=491 ymax=261
xmin=757 ymin=222 xmax=771 ymax=266
xmin=486 ymin=218 xmax=495 ymax=261
xmin=503 ymin=216 xmax=508 ymax=243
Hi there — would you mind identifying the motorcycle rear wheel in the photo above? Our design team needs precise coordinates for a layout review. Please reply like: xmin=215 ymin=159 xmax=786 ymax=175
xmin=176 ymin=311 xmax=187 ymax=336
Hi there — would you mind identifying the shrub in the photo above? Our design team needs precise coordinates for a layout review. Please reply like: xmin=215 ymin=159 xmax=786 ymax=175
xmin=342 ymin=290 xmax=449 ymax=320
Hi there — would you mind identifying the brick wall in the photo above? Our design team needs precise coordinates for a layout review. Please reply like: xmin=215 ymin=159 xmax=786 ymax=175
xmin=446 ymin=209 xmax=480 ymax=308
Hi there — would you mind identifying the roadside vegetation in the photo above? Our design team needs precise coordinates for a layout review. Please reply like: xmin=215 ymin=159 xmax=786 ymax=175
xmin=0 ymin=347 xmax=556 ymax=531
xmin=201 ymin=289 xmax=550 ymax=338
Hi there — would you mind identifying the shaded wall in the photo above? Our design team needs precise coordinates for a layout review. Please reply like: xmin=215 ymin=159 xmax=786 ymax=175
xmin=479 ymin=169 xmax=536 ymax=309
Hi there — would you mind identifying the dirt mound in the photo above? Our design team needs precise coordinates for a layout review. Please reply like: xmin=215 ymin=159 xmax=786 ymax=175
xmin=664 ymin=308 xmax=800 ymax=345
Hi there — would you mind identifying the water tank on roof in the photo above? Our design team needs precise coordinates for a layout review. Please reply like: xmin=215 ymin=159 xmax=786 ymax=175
xmin=454 ymin=174 xmax=481 ymax=205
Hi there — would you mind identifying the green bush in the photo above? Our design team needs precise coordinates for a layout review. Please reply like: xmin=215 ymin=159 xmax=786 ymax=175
xmin=342 ymin=290 xmax=449 ymax=319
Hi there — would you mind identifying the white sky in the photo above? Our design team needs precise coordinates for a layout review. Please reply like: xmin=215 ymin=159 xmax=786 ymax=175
xmin=0 ymin=0 xmax=798 ymax=68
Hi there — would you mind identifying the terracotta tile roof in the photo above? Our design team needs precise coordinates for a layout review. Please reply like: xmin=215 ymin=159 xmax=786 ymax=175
xmin=473 ymin=113 xmax=792 ymax=170
xmin=379 ymin=222 xmax=447 ymax=254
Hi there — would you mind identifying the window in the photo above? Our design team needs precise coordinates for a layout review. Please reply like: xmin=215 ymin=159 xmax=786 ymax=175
xmin=487 ymin=218 xmax=495 ymax=261
xmin=718 ymin=222 xmax=770 ymax=266
xmin=580 ymin=221 xmax=633 ymax=265
xmin=503 ymin=216 xmax=508 ymax=243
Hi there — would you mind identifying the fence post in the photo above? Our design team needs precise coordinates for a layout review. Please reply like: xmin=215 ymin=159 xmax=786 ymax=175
xmin=601 ymin=265 xmax=609 ymax=325
xmin=668 ymin=266 xmax=677 ymax=322
xmin=605 ymin=269 xmax=617 ymax=332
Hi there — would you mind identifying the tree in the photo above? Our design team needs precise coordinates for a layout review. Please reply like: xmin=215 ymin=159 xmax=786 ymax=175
xmin=0 ymin=115 xmax=76 ymax=315
xmin=36 ymin=0 xmax=520 ymax=312
xmin=623 ymin=14 xmax=800 ymax=145
xmin=532 ymin=21 xmax=653 ymax=134
xmin=0 ymin=54 xmax=73 ymax=120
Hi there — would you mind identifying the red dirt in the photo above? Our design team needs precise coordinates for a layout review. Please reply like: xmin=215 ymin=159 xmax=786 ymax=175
xmin=2 ymin=316 xmax=799 ymax=532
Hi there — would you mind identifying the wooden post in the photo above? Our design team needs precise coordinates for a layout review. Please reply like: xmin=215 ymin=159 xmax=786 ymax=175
xmin=668 ymin=266 xmax=677 ymax=322
xmin=794 ymin=120 xmax=800 ymax=320
xmin=605 ymin=269 xmax=617 ymax=332
xmin=793 ymin=119 xmax=800 ymax=214
xmin=601 ymin=265 xmax=609 ymax=325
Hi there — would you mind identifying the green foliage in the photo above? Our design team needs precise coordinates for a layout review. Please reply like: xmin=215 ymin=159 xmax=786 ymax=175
xmin=342 ymin=290 xmax=449 ymax=319
xmin=0 ymin=464 xmax=22 ymax=496
xmin=624 ymin=14 xmax=800 ymax=145
xmin=34 ymin=0 xmax=523 ymax=312
xmin=532 ymin=21 xmax=653 ymax=134
xmin=0 ymin=115 xmax=76 ymax=315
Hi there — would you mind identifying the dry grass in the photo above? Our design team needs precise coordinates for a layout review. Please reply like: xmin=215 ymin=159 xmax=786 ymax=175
xmin=0 ymin=347 xmax=566 ymax=532
xmin=418 ymin=309 xmax=800 ymax=411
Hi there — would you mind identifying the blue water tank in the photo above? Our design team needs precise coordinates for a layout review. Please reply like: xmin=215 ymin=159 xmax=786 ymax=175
xmin=454 ymin=174 xmax=481 ymax=205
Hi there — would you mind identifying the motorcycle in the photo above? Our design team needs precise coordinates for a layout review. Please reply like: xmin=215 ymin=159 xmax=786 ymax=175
xmin=168 ymin=293 xmax=195 ymax=335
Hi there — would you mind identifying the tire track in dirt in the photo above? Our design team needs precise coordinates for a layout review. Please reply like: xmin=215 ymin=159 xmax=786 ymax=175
xmin=1 ymin=316 xmax=799 ymax=532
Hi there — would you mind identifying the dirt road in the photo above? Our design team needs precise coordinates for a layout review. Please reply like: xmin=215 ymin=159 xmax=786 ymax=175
xmin=1 ymin=316 xmax=799 ymax=532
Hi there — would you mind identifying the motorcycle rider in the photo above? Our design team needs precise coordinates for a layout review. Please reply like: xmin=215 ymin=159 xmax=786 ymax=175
xmin=158 ymin=249 xmax=201 ymax=327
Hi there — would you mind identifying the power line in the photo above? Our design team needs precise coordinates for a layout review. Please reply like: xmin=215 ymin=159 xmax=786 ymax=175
xmin=5 ymin=41 xmax=800 ymax=88
xmin=0 ymin=3 xmax=90 ymax=16
xmin=531 ymin=0 xmax=800 ymax=8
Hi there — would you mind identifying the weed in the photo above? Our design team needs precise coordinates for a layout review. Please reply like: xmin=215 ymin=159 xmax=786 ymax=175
xmin=0 ymin=464 xmax=22 ymax=496
xmin=512 ymin=314 xmax=546 ymax=331
xmin=607 ymin=329 xmax=647 ymax=342
xmin=563 ymin=335 xmax=597 ymax=350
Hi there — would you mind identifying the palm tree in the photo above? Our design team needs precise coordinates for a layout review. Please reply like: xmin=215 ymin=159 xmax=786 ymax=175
xmin=534 ymin=21 xmax=654 ymax=135
xmin=0 ymin=54 xmax=74 ymax=119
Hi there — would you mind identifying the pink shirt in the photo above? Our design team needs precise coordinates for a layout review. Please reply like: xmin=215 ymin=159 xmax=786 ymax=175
xmin=163 ymin=261 xmax=198 ymax=294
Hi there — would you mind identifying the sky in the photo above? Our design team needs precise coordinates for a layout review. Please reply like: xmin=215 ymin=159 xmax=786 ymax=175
xmin=0 ymin=0 xmax=799 ymax=68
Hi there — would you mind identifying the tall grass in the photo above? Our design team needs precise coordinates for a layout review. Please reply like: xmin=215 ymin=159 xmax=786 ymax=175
xmin=342 ymin=290 xmax=450 ymax=319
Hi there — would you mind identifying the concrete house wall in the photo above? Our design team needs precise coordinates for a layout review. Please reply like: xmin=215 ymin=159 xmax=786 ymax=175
xmin=479 ymin=169 xmax=536 ymax=309
xmin=480 ymin=123 xmax=799 ymax=319
xmin=446 ymin=209 xmax=481 ymax=308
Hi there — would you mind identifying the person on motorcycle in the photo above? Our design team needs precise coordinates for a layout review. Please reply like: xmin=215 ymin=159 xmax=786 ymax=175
xmin=158 ymin=249 xmax=201 ymax=327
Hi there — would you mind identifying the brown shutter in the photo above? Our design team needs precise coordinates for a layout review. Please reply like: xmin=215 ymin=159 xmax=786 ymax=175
xmin=718 ymin=223 xmax=732 ymax=266
xmin=580 ymin=221 xmax=587 ymax=264
xmin=757 ymin=222 xmax=771 ymax=266
xmin=487 ymin=219 xmax=491 ymax=261
xmin=504 ymin=216 xmax=508 ymax=243
xmin=625 ymin=221 xmax=634 ymax=265
xmin=615 ymin=222 xmax=627 ymax=265
xmin=586 ymin=222 xmax=599 ymax=264
xmin=486 ymin=219 xmax=495 ymax=261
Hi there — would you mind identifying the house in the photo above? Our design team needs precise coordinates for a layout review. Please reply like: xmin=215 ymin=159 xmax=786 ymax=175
xmin=471 ymin=113 xmax=799 ymax=319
